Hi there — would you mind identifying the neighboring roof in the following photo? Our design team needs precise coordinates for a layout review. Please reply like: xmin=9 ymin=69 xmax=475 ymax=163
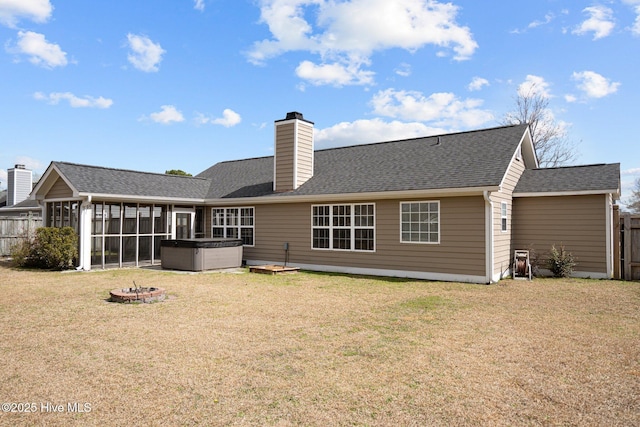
xmin=513 ymin=163 xmax=621 ymax=197
xmin=198 ymin=124 xmax=530 ymax=199
xmin=0 ymin=190 xmax=6 ymax=207
xmin=0 ymin=196 xmax=39 ymax=215
xmin=9 ymin=198 xmax=40 ymax=208
xmin=49 ymin=162 xmax=212 ymax=200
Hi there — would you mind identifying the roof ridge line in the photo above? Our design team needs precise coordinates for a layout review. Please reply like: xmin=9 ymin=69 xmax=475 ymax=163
xmin=313 ymin=123 xmax=527 ymax=154
xmin=532 ymin=163 xmax=618 ymax=171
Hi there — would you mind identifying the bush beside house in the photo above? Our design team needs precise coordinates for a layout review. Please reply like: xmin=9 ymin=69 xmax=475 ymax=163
xmin=11 ymin=227 xmax=78 ymax=270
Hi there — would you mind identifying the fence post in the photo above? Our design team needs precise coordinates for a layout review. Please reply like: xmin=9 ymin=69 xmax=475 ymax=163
xmin=623 ymin=213 xmax=632 ymax=280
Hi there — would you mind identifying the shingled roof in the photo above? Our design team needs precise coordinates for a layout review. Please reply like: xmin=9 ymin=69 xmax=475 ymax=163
xmin=513 ymin=163 xmax=620 ymax=195
xmin=198 ymin=124 xmax=530 ymax=199
xmin=52 ymin=162 xmax=211 ymax=200
xmin=36 ymin=125 xmax=621 ymax=202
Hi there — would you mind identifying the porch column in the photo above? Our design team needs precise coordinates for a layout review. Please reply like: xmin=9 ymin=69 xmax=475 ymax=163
xmin=605 ymin=194 xmax=614 ymax=278
xmin=483 ymin=191 xmax=495 ymax=284
xmin=78 ymin=198 xmax=93 ymax=271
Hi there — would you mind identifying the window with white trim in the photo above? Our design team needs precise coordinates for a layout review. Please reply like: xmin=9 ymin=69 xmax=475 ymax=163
xmin=400 ymin=201 xmax=439 ymax=243
xmin=211 ymin=207 xmax=254 ymax=246
xmin=501 ymin=202 xmax=508 ymax=232
xmin=312 ymin=204 xmax=375 ymax=251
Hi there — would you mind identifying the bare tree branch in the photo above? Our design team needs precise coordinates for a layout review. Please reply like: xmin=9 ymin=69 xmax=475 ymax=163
xmin=502 ymin=84 xmax=579 ymax=168
xmin=626 ymin=178 xmax=640 ymax=213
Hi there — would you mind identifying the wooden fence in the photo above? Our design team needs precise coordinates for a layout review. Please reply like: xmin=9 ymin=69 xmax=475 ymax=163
xmin=0 ymin=215 xmax=43 ymax=256
xmin=620 ymin=212 xmax=640 ymax=280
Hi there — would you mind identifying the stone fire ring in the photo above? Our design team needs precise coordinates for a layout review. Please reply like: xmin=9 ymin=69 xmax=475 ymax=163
xmin=109 ymin=287 xmax=166 ymax=303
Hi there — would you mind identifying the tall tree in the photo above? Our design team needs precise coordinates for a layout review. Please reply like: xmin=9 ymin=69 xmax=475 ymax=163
xmin=502 ymin=84 xmax=578 ymax=168
xmin=626 ymin=178 xmax=640 ymax=213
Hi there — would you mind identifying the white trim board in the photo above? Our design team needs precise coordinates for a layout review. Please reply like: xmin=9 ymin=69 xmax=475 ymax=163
xmin=245 ymin=259 xmax=490 ymax=284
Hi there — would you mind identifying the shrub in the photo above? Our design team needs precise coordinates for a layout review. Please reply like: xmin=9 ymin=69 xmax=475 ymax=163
xmin=10 ymin=234 xmax=35 ymax=268
xmin=12 ymin=227 xmax=78 ymax=270
xmin=546 ymin=244 xmax=576 ymax=278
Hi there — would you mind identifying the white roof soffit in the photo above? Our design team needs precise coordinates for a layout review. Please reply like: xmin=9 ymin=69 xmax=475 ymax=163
xmin=77 ymin=193 xmax=206 ymax=204
xmin=514 ymin=189 xmax=621 ymax=199
xmin=205 ymin=186 xmax=501 ymax=205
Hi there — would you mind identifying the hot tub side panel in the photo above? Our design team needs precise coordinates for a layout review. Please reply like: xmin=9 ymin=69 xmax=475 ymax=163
xmin=198 ymin=246 xmax=243 ymax=270
xmin=161 ymin=246 xmax=195 ymax=271
xmin=161 ymin=239 xmax=243 ymax=271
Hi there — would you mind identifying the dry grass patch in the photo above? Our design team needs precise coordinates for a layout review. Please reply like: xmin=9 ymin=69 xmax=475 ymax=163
xmin=0 ymin=262 xmax=638 ymax=426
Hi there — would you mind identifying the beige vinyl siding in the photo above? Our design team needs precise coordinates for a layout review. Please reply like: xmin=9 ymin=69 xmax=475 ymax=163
xmin=46 ymin=177 xmax=74 ymax=199
xmin=512 ymin=195 xmax=608 ymax=274
xmin=492 ymin=156 xmax=526 ymax=277
xmin=296 ymin=121 xmax=314 ymax=187
xmin=274 ymin=122 xmax=295 ymax=192
xmin=243 ymin=196 xmax=486 ymax=277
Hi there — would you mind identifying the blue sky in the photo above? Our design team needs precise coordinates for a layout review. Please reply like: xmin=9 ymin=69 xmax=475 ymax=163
xmin=1 ymin=0 xmax=638 ymax=206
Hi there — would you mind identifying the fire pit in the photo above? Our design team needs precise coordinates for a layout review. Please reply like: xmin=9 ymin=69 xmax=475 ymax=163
xmin=109 ymin=282 xmax=166 ymax=303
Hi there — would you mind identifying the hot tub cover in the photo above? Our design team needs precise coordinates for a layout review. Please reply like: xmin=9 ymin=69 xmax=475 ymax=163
xmin=160 ymin=238 xmax=243 ymax=248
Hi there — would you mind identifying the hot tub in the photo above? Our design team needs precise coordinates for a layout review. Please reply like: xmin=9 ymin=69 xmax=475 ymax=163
xmin=160 ymin=238 xmax=243 ymax=271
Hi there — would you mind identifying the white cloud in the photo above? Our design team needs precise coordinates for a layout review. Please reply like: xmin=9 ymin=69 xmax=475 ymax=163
xmin=126 ymin=33 xmax=165 ymax=72
xmin=468 ymin=76 xmax=489 ymax=91
xmin=528 ymin=12 xmax=555 ymax=29
xmin=370 ymin=88 xmax=494 ymax=128
xmin=146 ymin=105 xmax=184 ymax=124
xmin=622 ymin=0 xmax=640 ymax=35
xmin=633 ymin=12 xmax=640 ymax=35
xmin=34 ymin=92 xmax=113 ymax=108
xmin=10 ymin=31 xmax=67 ymax=68
xmin=213 ymin=109 xmax=241 ymax=127
xmin=395 ymin=63 xmax=411 ymax=77
xmin=247 ymin=0 xmax=478 ymax=86
xmin=512 ymin=12 xmax=558 ymax=34
xmin=315 ymin=118 xmax=446 ymax=149
xmin=0 ymin=0 xmax=52 ymax=28
xmin=194 ymin=0 xmax=205 ymax=11
xmin=295 ymin=60 xmax=374 ymax=86
xmin=572 ymin=71 xmax=620 ymax=98
xmin=517 ymin=75 xmax=552 ymax=98
xmin=573 ymin=6 xmax=615 ymax=40
xmin=564 ymin=94 xmax=577 ymax=103
xmin=622 ymin=168 xmax=640 ymax=175
xmin=195 ymin=109 xmax=242 ymax=127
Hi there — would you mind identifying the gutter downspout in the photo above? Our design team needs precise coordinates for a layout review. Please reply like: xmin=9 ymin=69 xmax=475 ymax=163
xmin=483 ymin=191 xmax=494 ymax=284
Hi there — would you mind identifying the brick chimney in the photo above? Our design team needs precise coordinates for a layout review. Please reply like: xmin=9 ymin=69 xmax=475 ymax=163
xmin=273 ymin=112 xmax=314 ymax=192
